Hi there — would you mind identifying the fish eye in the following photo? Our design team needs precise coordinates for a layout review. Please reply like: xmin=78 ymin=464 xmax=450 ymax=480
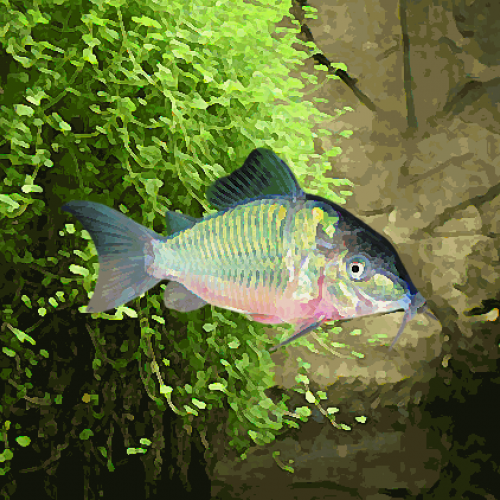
xmin=346 ymin=255 xmax=370 ymax=280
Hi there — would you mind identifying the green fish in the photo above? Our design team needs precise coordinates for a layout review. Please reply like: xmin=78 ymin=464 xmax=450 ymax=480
xmin=62 ymin=148 xmax=433 ymax=350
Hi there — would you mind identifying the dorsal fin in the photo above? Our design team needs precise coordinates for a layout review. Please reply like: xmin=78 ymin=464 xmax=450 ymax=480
xmin=206 ymin=148 xmax=305 ymax=210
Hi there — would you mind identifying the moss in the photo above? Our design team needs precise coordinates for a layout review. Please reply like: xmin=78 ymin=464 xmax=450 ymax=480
xmin=0 ymin=0 xmax=351 ymax=489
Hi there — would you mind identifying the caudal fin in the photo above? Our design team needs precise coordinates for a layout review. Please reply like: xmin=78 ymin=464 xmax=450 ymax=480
xmin=62 ymin=201 xmax=163 ymax=313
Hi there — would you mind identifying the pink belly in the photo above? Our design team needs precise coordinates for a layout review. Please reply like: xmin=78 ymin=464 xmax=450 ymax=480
xmin=183 ymin=275 xmax=281 ymax=316
xmin=181 ymin=274 xmax=329 ymax=325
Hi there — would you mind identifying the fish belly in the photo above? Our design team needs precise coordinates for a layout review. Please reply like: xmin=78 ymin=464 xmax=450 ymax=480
xmin=179 ymin=273 xmax=282 ymax=316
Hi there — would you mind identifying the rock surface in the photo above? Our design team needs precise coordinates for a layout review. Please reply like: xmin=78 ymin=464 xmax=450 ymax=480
xmin=213 ymin=1 xmax=500 ymax=498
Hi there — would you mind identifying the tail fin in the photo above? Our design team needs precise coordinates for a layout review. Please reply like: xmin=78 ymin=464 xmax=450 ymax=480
xmin=62 ymin=201 xmax=162 ymax=313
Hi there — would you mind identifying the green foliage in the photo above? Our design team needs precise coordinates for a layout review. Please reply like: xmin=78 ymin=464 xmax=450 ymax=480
xmin=0 ymin=0 xmax=353 ymax=484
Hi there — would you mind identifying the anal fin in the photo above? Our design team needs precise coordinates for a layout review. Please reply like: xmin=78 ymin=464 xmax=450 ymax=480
xmin=163 ymin=282 xmax=208 ymax=312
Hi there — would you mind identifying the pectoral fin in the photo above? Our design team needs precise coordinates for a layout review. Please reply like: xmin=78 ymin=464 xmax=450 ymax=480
xmin=163 ymin=282 xmax=208 ymax=312
xmin=269 ymin=319 xmax=324 ymax=351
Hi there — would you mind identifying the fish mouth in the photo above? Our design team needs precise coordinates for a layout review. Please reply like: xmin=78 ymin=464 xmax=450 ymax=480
xmin=388 ymin=291 xmax=436 ymax=351
xmin=412 ymin=290 xmax=426 ymax=308
xmin=409 ymin=291 xmax=438 ymax=322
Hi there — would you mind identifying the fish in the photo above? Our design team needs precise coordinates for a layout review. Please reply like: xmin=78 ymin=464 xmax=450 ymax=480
xmin=62 ymin=148 xmax=433 ymax=351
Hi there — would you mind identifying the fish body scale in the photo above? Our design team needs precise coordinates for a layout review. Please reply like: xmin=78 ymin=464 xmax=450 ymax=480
xmin=158 ymin=199 xmax=324 ymax=317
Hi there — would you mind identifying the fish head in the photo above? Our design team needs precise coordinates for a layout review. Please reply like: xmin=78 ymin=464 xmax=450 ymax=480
xmin=311 ymin=197 xmax=427 ymax=343
xmin=322 ymin=247 xmax=416 ymax=319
